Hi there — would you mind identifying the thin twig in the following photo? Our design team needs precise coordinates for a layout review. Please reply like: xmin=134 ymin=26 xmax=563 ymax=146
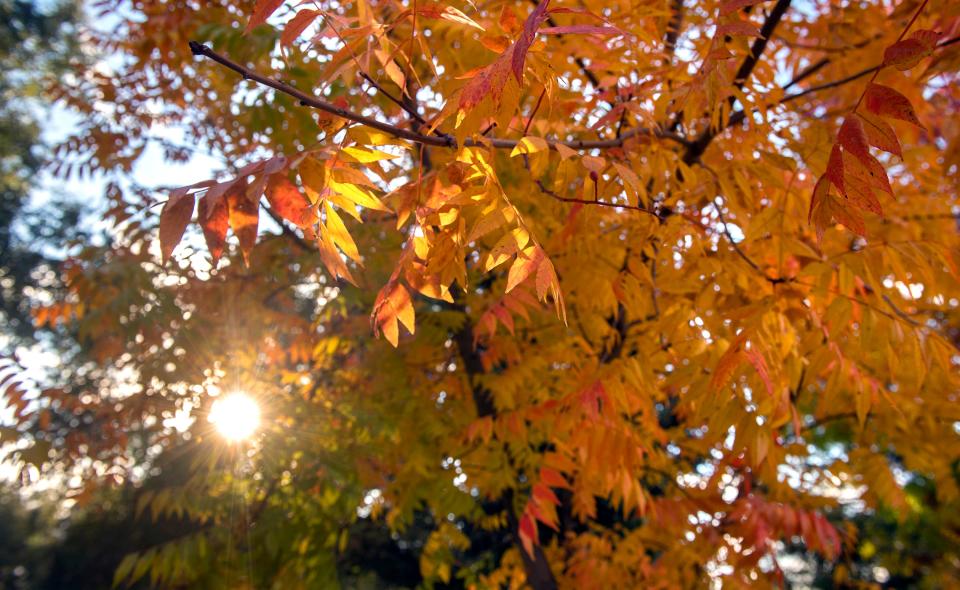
xmin=728 ymin=35 xmax=960 ymax=129
xmin=683 ymin=0 xmax=793 ymax=163
xmin=854 ymin=0 xmax=929 ymax=113
xmin=188 ymin=41 xmax=689 ymax=152
xmin=663 ymin=0 xmax=685 ymax=63
xmin=524 ymin=89 xmax=546 ymax=136
xmin=359 ymin=72 xmax=429 ymax=128
xmin=534 ymin=178 xmax=659 ymax=218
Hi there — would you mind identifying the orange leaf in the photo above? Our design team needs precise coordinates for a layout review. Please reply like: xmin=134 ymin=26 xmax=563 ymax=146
xmin=266 ymin=176 xmax=313 ymax=227
xmin=280 ymin=9 xmax=320 ymax=47
xmin=197 ymin=192 xmax=229 ymax=265
xmin=159 ymin=190 xmax=195 ymax=264
xmin=246 ymin=0 xmax=285 ymax=33
xmin=857 ymin=112 xmax=901 ymax=158
xmin=226 ymin=183 xmax=259 ymax=266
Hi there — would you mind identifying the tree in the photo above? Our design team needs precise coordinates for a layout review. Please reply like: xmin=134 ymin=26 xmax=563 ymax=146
xmin=0 ymin=0 xmax=83 ymax=344
xmin=5 ymin=0 xmax=960 ymax=587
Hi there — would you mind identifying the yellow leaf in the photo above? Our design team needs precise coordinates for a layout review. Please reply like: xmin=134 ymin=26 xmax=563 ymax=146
xmin=341 ymin=146 xmax=399 ymax=163
xmin=612 ymin=161 xmax=645 ymax=206
xmin=505 ymin=246 xmax=544 ymax=292
xmin=329 ymin=179 xmax=391 ymax=212
xmin=510 ymin=136 xmax=549 ymax=158
xmin=324 ymin=202 xmax=362 ymax=263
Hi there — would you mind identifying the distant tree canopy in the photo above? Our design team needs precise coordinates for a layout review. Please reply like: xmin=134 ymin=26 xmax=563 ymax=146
xmin=0 ymin=0 xmax=84 ymax=344
xmin=3 ymin=0 xmax=960 ymax=588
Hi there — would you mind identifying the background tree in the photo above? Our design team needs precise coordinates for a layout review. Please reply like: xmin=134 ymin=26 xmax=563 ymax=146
xmin=0 ymin=0 xmax=85 ymax=345
xmin=4 ymin=0 xmax=960 ymax=588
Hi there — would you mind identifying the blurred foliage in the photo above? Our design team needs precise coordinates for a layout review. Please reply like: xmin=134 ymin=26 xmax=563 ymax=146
xmin=0 ymin=0 xmax=86 ymax=344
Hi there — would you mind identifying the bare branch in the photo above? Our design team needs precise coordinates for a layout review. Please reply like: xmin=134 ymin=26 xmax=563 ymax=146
xmin=683 ymin=0 xmax=793 ymax=163
xmin=727 ymin=35 xmax=960 ymax=130
xmin=663 ymin=0 xmax=686 ymax=62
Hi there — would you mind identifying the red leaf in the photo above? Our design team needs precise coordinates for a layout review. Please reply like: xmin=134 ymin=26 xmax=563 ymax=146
xmin=882 ymin=29 xmax=941 ymax=70
xmin=539 ymin=467 xmax=570 ymax=489
xmin=837 ymin=117 xmax=872 ymax=165
xmin=857 ymin=112 xmax=901 ymax=158
xmin=197 ymin=193 xmax=229 ymax=265
xmin=159 ymin=190 xmax=195 ymax=264
xmin=808 ymin=176 xmax=832 ymax=244
xmin=863 ymin=83 xmax=924 ymax=128
xmin=512 ymin=0 xmax=551 ymax=82
xmin=715 ymin=21 xmax=761 ymax=37
xmin=280 ymin=9 xmax=320 ymax=47
xmin=532 ymin=483 xmax=560 ymax=507
xmin=744 ymin=346 xmax=773 ymax=396
xmin=825 ymin=144 xmax=845 ymax=195
xmin=246 ymin=0 xmax=285 ymax=33
xmin=518 ymin=512 xmax=538 ymax=557
xmin=266 ymin=176 xmax=314 ymax=227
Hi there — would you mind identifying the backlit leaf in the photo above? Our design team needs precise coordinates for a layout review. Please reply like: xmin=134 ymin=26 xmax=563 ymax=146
xmin=159 ymin=190 xmax=195 ymax=264
xmin=246 ymin=0 xmax=284 ymax=33
xmin=226 ymin=184 xmax=259 ymax=266
xmin=197 ymin=192 xmax=229 ymax=265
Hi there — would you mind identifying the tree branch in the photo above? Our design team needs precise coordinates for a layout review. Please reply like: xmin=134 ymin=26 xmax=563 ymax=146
xmin=726 ymin=35 xmax=960 ymax=131
xmin=663 ymin=0 xmax=686 ymax=62
xmin=188 ymin=41 xmax=689 ymax=152
xmin=683 ymin=0 xmax=792 ymax=164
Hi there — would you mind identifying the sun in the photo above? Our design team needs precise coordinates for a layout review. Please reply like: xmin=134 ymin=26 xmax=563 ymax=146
xmin=208 ymin=392 xmax=261 ymax=442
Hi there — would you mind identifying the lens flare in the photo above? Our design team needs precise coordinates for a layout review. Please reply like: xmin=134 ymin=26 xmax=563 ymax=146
xmin=209 ymin=392 xmax=260 ymax=442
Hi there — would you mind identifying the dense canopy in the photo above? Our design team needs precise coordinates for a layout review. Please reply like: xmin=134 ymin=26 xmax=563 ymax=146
xmin=4 ymin=0 xmax=960 ymax=587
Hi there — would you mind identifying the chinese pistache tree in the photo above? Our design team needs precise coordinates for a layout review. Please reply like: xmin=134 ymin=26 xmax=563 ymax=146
xmin=5 ymin=0 xmax=960 ymax=587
